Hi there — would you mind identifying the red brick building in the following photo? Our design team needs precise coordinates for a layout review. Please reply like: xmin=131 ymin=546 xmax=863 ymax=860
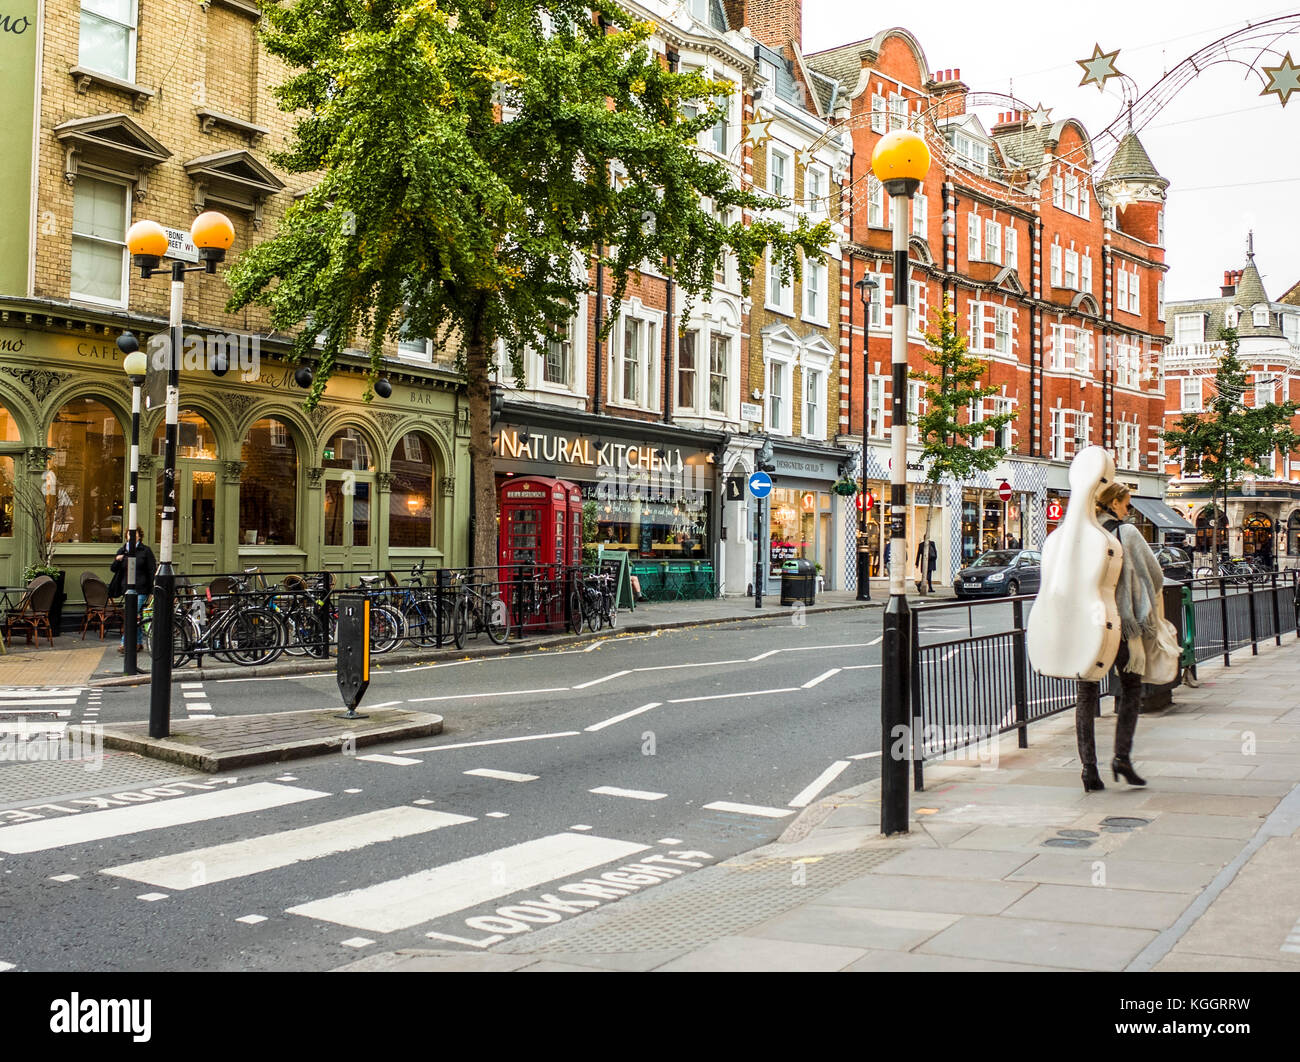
xmin=806 ymin=26 xmax=1174 ymax=585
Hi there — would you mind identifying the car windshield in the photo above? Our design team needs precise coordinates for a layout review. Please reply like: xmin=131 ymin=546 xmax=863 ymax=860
xmin=971 ymin=551 xmax=1017 ymax=568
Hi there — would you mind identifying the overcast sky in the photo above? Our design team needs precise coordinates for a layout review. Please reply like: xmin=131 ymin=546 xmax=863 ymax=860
xmin=802 ymin=1 xmax=1300 ymax=304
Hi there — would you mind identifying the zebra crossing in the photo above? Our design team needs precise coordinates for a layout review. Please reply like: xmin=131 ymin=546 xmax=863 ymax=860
xmin=0 ymin=776 xmax=720 ymax=961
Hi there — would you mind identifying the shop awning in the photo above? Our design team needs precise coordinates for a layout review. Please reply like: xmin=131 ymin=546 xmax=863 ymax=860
xmin=1130 ymin=496 xmax=1194 ymax=532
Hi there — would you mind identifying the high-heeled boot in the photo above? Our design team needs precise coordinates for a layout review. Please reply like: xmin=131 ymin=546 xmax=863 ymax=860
xmin=1081 ymin=765 xmax=1105 ymax=792
xmin=1111 ymin=757 xmax=1146 ymax=786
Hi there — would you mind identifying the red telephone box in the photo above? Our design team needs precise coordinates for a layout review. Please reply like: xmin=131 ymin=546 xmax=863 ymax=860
xmin=498 ymin=476 xmax=575 ymax=626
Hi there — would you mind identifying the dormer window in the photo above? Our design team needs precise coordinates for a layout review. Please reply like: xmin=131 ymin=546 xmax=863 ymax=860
xmin=1253 ymin=304 xmax=1270 ymax=327
xmin=950 ymin=131 xmax=987 ymax=175
xmin=1224 ymin=306 xmax=1239 ymax=329
xmin=1174 ymin=314 xmax=1205 ymax=345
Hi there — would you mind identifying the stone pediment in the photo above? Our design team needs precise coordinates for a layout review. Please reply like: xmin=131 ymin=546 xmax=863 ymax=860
xmin=993 ymin=266 xmax=1025 ymax=296
xmin=184 ymin=150 xmax=286 ymax=228
xmin=54 ymin=113 xmax=172 ymax=197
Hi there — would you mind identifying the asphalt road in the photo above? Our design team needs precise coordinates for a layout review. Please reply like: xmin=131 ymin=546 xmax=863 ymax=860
xmin=2 ymin=608 xmax=943 ymax=972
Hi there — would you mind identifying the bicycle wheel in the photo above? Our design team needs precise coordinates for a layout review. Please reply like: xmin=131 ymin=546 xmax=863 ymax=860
xmin=485 ymin=596 xmax=510 ymax=644
xmin=370 ymin=605 xmax=404 ymax=654
xmin=605 ymin=591 xmax=618 ymax=629
xmin=453 ymin=595 xmax=470 ymax=650
xmin=226 ymin=607 xmax=285 ymax=666
xmin=567 ymin=587 xmax=584 ymax=635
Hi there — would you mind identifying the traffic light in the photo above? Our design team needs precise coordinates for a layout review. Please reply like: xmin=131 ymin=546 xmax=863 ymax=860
xmin=490 ymin=381 xmax=505 ymax=426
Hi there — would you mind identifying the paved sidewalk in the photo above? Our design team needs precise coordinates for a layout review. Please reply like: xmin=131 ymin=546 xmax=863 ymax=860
xmin=86 ymin=584 xmax=955 ymax=687
xmin=339 ymin=637 xmax=1300 ymax=972
xmin=0 ymin=640 xmax=113 ymax=687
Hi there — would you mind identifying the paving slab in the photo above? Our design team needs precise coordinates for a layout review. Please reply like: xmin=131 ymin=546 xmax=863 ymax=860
xmin=654 ymin=935 xmax=866 ymax=972
xmin=334 ymin=949 xmax=537 ymax=972
xmin=1000 ymin=883 xmax=1191 ymax=930
xmin=1141 ymin=813 xmax=1263 ymax=840
xmin=843 ymin=950 xmax=1064 ymax=972
xmin=72 ymin=708 xmax=444 ymax=772
xmin=1136 ymin=792 xmax=1282 ymax=817
xmin=1108 ymin=832 xmax=1246 ymax=865
xmin=1007 ymin=852 xmax=1224 ymax=893
xmin=919 ymin=915 xmax=1155 ymax=971
xmin=869 ymin=848 xmax=1034 ymax=879
xmin=813 ymin=874 xmax=1033 ymax=915
xmin=741 ymin=904 xmax=959 ymax=952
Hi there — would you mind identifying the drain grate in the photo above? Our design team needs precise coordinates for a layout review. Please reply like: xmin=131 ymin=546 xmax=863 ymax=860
xmin=1043 ymin=837 xmax=1092 ymax=849
xmin=498 ymin=848 xmax=900 ymax=955
xmin=1101 ymin=816 xmax=1150 ymax=829
xmin=1058 ymin=829 xmax=1099 ymax=839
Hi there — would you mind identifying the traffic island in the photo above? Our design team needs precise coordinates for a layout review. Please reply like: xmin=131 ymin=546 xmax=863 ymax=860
xmin=68 ymin=707 xmax=443 ymax=773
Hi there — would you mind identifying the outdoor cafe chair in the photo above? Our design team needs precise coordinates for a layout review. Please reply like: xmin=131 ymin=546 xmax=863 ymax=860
xmin=3 ymin=576 xmax=57 ymax=648
xmin=80 ymin=570 xmax=123 ymax=640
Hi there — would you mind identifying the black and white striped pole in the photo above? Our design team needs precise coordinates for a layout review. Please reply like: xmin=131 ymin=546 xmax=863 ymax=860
xmin=118 ymin=332 xmax=146 ymax=675
xmin=125 ymin=211 xmax=235 ymax=738
xmin=871 ymin=129 xmax=930 ymax=836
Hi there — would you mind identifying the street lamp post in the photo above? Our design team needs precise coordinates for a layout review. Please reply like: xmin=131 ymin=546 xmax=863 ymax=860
xmin=871 ymin=129 xmax=930 ymax=836
xmin=117 ymin=332 xmax=147 ymax=675
xmin=855 ymin=275 xmax=879 ymax=601
xmin=125 ymin=211 xmax=235 ymax=739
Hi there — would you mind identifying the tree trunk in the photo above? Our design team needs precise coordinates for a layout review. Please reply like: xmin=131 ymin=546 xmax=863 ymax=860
xmin=919 ymin=485 xmax=935 ymax=595
xmin=465 ymin=306 xmax=497 ymax=572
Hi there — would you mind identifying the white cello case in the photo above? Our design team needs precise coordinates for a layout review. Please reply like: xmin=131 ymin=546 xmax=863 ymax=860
xmin=1026 ymin=446 xmax=1124 ymax=681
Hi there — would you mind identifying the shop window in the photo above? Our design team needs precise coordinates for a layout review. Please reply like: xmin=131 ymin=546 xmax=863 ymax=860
xmin=1195 ymin=507 xmax=1227 ymax=554
xmin=80 ymin=0 xmax=137 ymax=82
xmin=1289 ymin=511 xmax=1300 ymax=556
xmin=0 ymin=456 xmax=13 ymax=537
xmin=390 ymin=432 xmax=436 ymax=549
xmin=239 ymin=418 xmax=297 ymax=546
xmin=71 ymin=176 xmax=129 ymax=307
xmin=0 ymin=401 xmax=20 ymax=442
xmin=323 ymin=428 xmax=374 ymax=471
xmin=152 ymin=409 xmax=218 ymax=460
xmin=47 ymin=397 xmax=125 ymax=544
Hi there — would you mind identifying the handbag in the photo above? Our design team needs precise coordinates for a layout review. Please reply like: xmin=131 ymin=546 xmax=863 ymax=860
xmin=1141 ymin=615 xmax=1181 ymax=686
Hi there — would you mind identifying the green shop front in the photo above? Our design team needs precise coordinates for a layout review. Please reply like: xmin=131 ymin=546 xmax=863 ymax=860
xmin=0 ymin=320 xmax=471 ymax=614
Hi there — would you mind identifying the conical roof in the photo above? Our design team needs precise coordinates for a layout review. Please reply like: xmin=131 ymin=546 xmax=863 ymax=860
xmin=1232 ymin=256 xmax=1283 ymax=337
xmin=1100 ymin=131 xmax=1167 ymax=187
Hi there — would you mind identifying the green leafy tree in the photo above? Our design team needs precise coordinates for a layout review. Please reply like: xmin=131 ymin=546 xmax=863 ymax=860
xmin=1160 ymin=326 xmax=1299 ymax=559
xmin=908 ymin=296 xmax=1016 ymax=591
xmin=226 ymin=0 xmax=831 ymax=565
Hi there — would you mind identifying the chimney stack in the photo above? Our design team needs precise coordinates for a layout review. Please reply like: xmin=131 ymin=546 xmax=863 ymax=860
xmin=1221 ymin=270 xmax=1237 ymax=297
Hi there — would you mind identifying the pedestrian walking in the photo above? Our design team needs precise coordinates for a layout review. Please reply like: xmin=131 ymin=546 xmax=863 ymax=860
xmin=111 ymin=530 xmax=156 ymax=653
xmin=1076 ymin=482 xmax=1162 ymax=792
xmin=915 ymin=538 xmax=937 ymax=593
xmin=1259 ymin=535 xmax=1274 ymax=572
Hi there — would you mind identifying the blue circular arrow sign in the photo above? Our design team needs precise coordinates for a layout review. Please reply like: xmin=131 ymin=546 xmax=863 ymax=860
xmin=748 ymin=470 xmax=773 ymax=498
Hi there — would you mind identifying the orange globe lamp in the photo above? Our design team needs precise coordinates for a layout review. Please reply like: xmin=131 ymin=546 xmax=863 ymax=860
xmin=126 ymin=220 xmax=169 ymax=272
xmin=870 ymin=129 xmax=930 ymax=193
xmin=191 ymin=211 xmax=235 ymax=271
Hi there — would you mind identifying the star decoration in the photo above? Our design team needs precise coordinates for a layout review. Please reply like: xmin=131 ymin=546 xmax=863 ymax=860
xmin=1260 ymin=52 xmax=1300 ymax=107
xmin=1077 ymin=44 xmax=1123 ymax=92
xmin=741 ymin=112 xmax=774 ymax=150
xmin=1027 ymin=102 xmax=1053 ymax=130
xmin=796 ymin=147 xmax=816 ymax=170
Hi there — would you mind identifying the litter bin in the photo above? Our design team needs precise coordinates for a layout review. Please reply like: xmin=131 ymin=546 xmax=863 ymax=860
xmin=1141 ymin=577 xmax=1187 ymax=713
xmin=780 ymin=559 xmax=816 ymax=606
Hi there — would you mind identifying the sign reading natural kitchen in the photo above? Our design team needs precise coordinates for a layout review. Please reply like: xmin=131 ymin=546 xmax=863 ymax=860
xmin=495 ymin=425 xmax=690 ymax=473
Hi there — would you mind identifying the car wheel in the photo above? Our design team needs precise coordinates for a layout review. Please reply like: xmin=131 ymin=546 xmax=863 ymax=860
xmin=1006 ymin=580 xmax=1020 ymax=596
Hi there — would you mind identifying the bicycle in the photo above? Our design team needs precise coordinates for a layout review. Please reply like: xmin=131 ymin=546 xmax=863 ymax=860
xmin=452 ymin=573 xmax=509 ymax=649
xmin=512 ymin=566 xmax=578 ymax=635
xmin=572 ymin=569 xmax=617 ymax=632
xmin=145 ymin=575 xmax=286 ymax=668
xmin=387 ymin=562 xmax=455 ymax=648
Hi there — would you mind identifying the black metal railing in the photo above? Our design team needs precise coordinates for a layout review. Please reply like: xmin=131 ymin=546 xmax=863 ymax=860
xmin=143 ymin=562 xmax=598 ymax=668
xmin=908 ymin=571 xmax=1300 ymax=790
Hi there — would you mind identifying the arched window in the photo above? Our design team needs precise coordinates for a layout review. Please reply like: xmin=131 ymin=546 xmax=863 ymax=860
xmin=390 ymin=432 xmax=436 ymax=548
xmin=152 ymin=409 xmax=218 ymax=459
xmin=1288 ymin=511 xmax=1300 ymax=556
xmin=1195 ymin=506 xmax=1227 ymax=555
xmin=0 ymin=401 xmax=20 ymax=443
xmin=240 ymin=417 xmax=298 ymax=545
xmin=48 ymin=397 xmax=125 ymax=543
xmin=323 ymin=428 xmax=373 ymax=471
xmin=0 ymin=400 xmax=19 ymax=539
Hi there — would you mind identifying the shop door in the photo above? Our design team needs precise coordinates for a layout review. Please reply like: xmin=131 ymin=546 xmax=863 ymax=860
xmin=155 ymin=459 xmax=220 ymax=576
xmin=322 ymin=470 xmax=378 ymax=574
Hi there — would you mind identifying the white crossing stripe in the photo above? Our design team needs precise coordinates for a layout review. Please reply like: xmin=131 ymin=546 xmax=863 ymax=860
xmin=356 ymin=754 xmax=423 ymax=766
xmin=408 ymin=688 xmax=570 ymax=704
xmin=181 ymin=683 xmax=203 ymax=689
xmin=589 ymin=786 xmax=667 ymax=801
xmin=0 ymin=708 xmax=72 ymax=716
xmin=286 ymin=833 xmax=649 ymax=933
xmin=182 ymin=692 xmax=208 ymax=699
xmin=400 ymin=731 xmax=579 ymax=755
xmin=464 ymin=768 xmax=538 ymax=783
xmin=102 ymin=806 xmax=474 ymax=890
xmin=788 ymin=760 xmax=851 ymax=808
xmin=0 ymin=700 xmax=76 ymax=708
xmin=848 ymin=750 xmax=882 ymax=760
xmin=802 ymin=668 xmax=842 ymax=689
xmin=702 ymin=801 xmax=794 ymax=819
xmin=0 ymin=962 xmax=15 ymax=972
xmin=0 ymin=783 xmax=328 ymax=854
xmin=0 ymin=688 xmax=83 ymax=698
